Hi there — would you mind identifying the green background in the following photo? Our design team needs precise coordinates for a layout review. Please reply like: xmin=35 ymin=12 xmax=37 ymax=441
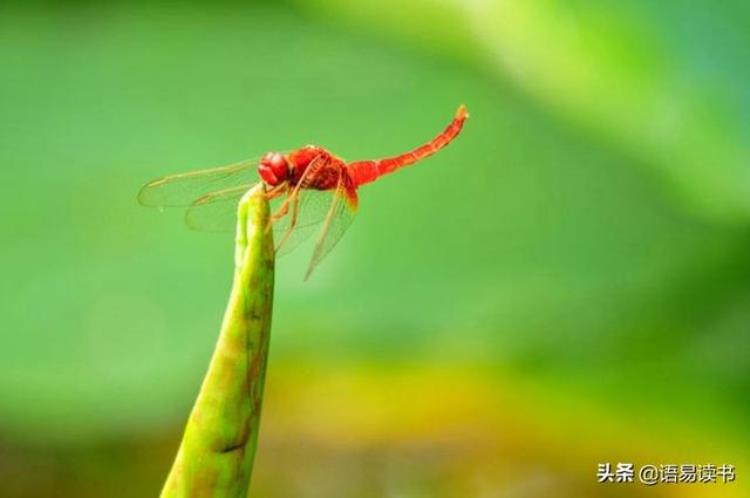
xmin=1 ymin=1 xmax=748 ymax=497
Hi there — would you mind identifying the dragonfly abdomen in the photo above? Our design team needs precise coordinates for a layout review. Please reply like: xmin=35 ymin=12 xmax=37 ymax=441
xmin=348 ymin=105 xmax=468 ymax=187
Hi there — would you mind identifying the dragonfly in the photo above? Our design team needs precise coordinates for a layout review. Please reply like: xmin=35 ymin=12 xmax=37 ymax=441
xmin=139 ymin=105 xmax=469 ymax=279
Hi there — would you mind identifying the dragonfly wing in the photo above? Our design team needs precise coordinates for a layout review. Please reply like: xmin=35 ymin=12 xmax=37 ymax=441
xmin=304 ymin=182 xmax=358 ymax=280
xmin=138 ymin=159 xmax=257 ymax=208
xmin=272 ymin=188 xmax=337 ymax=256
xmin=184 ymin=184 xmax=255 ymax=232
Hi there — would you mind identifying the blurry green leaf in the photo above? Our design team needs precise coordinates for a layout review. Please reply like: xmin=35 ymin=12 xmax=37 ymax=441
xmin=470 ymin=0 xmax=750 ymax=220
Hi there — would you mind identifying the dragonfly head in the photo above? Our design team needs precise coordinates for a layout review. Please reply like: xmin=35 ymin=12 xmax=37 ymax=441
xmin=258 ymin=152 xmax=290 ymax=186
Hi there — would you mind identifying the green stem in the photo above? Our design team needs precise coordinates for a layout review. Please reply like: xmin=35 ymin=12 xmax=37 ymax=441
xmin=161 ymin=184 xmax=275 ymax=498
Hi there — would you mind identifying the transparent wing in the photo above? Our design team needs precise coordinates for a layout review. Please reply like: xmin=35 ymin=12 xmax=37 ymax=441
xmin=304 ymin=182 xmax=358 ymax=280
xmin=184 ymin=184 xmax=255 ymax=232
xmin=183 ymin=179 xmax=338 ymax=249
xmin=138 ymin=159 xmax=257 ymax=208
xmin=271 ymin=188 xmax=339 ymax=256
xmin=172 ymin=156 xmax=330 ymax=237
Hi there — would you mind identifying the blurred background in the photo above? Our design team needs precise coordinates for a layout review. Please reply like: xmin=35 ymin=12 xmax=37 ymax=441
xmin=1 ymin=1 xmax=749 ymax=497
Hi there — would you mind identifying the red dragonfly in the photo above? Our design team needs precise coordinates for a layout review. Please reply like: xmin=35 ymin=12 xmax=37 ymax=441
xmin=139 ymin=105 xmax=469 ymax=279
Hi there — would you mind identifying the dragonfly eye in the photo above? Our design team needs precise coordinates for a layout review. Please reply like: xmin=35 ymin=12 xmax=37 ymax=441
xmin=259 ymin=152 xmax=290 ymax=185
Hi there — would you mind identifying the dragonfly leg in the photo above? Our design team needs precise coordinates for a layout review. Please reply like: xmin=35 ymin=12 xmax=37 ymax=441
xmin=275 ymin=191 xmax=301 ymax=250
xmin=271 ymin=183 xmax=302 ymax=223
xmin=270 ymin=197 xmax=290 ymax=223
xmin=267 ymin=187 xmax=296 ymax=234
xmin=265 ymin=183 xmax=287 ymax=200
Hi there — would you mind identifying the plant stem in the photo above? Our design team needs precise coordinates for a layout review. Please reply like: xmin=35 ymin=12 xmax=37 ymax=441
xmin=160 ymin=184 xmax=274 ymax=498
